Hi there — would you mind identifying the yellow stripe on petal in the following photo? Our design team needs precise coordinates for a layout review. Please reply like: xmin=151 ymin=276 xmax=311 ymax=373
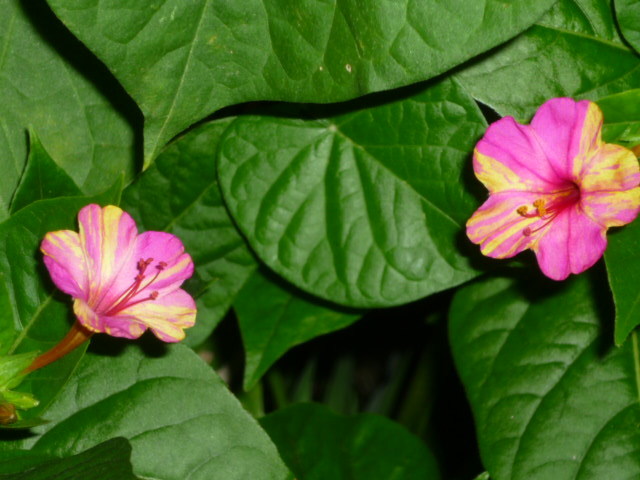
xmin=474 ymin=150 xmax=527 ymax=193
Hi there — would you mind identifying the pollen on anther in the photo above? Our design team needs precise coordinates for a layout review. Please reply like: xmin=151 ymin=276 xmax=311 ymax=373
xmin=517 ymin=206 xmax=528 ymax=216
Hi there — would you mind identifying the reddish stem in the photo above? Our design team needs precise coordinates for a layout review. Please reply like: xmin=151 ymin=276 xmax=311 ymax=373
xmin=24 ymin=321 xmax=93 ymax=374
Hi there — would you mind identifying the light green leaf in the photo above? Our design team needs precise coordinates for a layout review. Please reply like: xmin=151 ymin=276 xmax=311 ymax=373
xmin=457 ymin=0 xmax=640 ymax=120
xmin=1 ymin=345 xmax=289 ymax=480
xmin=1 ymin=182 xmax=121 ymax=422
xmin=0 ymin=438 xmax=138 ymax=479
xmin=616 ymin=0 xmax=640 ymax=53
xmin=46 ymin=0 xmax=556 ymax=165
xmin=236 ymin=269 xmax=361 ymax=390
xmin=10 ymin=130 xmax=82 ymax=215
xmin=260 ymin=403 xmax=440 ymax=480
xmin=218 ymin=79 xmax=485 ymax=308
xmin=597 ymin=89 xmax=640 ymax=145
xmin=0 ymin=2 xmax=136 ymax=219
xmin=450 ymin=274 xmax=640 ymax=480
xmin=122 ymin=120 xmax=257 ymax=347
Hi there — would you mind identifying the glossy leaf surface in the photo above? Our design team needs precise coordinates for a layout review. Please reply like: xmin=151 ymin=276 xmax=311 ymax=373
xmin=0 ymin=1 xmax=136 ymax=219
xmin=46 ymin=0 xmax=556 ymax=164
xmin=122 ymin=120 xmax=257 ymax=346
xmin=236 ymin=270 xmax=361 ymax=390
xmin=450 ymin=274 xmax=640 ymax=479
xmin=260 ymin=403 xmax=440 ymax=480
xmin=616 ymin=0 xmax=640 ymax=53
xmin=218 ymin=79 xmax=485 ymax=308
xmin=1 ymin=345 xmax=289 ymax=480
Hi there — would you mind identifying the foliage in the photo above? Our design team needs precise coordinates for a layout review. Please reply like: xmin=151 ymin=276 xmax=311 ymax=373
xmin=0 ymin=0 xmax=638 ymax=479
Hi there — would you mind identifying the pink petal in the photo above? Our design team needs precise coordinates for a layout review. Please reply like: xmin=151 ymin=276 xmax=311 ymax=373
xmin=530 ymin=98 xmax=602 ymax=181
xmin=580 ymin=143 xmax=640 ymax=192
xmin=78 ymin=205 xmax=138 ymax=306
xmin=466 ymin=191 xmax=545 ymax=258
xmin=74 ymin=297 xmax=147 ymax=339
xmin=116 ymin=289 xmax=196 ymax=342
xmin=534 ymin=207 xmax=607 ymax=281
xmin=582 ymin=188 xmax=640 ymax=227
xmin=474 ymin=117 xmax=564 ymax=193
xmin=41 ymin=230 xmax=88 ymax=299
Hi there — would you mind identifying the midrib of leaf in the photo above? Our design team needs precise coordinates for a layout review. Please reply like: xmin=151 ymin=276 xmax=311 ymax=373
xmin=147 ymin=0 xmax=209 ymax=165
xmin=535 ymin=23 xmax=633 ymax=52
xmin=7 ymin=294 xmax=53 ymax=354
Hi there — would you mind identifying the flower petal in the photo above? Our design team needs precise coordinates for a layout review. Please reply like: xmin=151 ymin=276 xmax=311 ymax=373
xmin=466 ymin=191 xmax=544 ymax=258
xmin=116 ymin=289 xmax=196 ymax=342
xmin=41 ymin=230 xmax=87 ymax=299
xmin=534 ymin=207 xmax=607 ymax=281
xmin=73 ymin=298 xmax=145 ymax=339
xmin=78 ymin=204 xmax=138 ymax=304
xmin=530 ymin=98 xmax=602 ymax=181
xmin=582 ymin=187 xmax=640 ymax=227
xmin=580 ymin=143 xmax=640 ymax=192
xmin=474 ymin=117 xmax=564 ymax=193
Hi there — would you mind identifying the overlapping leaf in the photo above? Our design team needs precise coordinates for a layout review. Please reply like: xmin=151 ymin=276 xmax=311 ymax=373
xmin=0 ymin=1 xmax=136 ymax=220
xmin=236 ymin=270 xmax=361 ymax=390
xmin=46 ymin=0 xmax=556 ymax=165
xmin=121 ymin=120 xmax=257 ymax=346
xmin=261 ymin=403 xmax=440 ymax=480
xmin=450 ymin=274 xmax=640 ymax=479
xmin=218 ymin=79 xmax=486 ymax=308
xmin=457 ymin=0 xmax=640 ymax=120
xmin=616 ymin=0 xmax=640 ymax=54
xmin=1 ymin=345 xmax=289 ymax=480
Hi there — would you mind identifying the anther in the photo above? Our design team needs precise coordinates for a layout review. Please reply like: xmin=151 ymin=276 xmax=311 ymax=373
xmin=517 ymin=206 xmax=529 ymax=216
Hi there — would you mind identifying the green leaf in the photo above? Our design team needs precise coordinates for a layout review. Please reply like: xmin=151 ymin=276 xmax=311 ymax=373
xmin=260 ymin=403 xmax=440 ymax=480
xmin=121 ymin=120 xmax=257 ymax=347
xmin=0 ymin=2 xmax=136 ymax=219
xmin=10 ymin=130 xmax=82 ymax=215
xmin=457 ymin=0 xmax=640 ymax=120
xmin=236 ymin=269 xmax=361 ymax=390
xmin=1 ymin=181 xmax=121 ymax=422
xmin=1 ymin=344 xmax=289 ymax=480
xmin=616 ymin=0 xmax=640 ymax=53
xmin=605 ymin=220 xmax=640 ymax=345
xmin=218 ymin=78 xmax=485 ymax=308
xmin=449 ymin=273 xmax=640 ymax=479
xmin=597 ymin=89 xmax=640 ymax=145
xmin=0 ymin=438 xmax=138 ymax=480
xmin=46 ymin=0 xmax=556 ymax=165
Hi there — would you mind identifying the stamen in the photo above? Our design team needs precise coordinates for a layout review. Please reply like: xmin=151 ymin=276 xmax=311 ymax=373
xmin=103 ymin=258 xmax=165 ymax=316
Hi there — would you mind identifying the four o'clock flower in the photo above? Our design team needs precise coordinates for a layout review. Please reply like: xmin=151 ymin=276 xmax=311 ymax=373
xmin=30 ymin=204 xmax=196 ymax=372
xmin=466 ymin=98 xmax=640 ymax=281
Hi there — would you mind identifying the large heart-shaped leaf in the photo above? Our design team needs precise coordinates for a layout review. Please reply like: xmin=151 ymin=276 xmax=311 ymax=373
xmin=457 ymin=0 xmax=640 ymax=120
xmin=260 ymin=403 xmax=440 ymax=480
xmin=597 ymin=89 xmax=640 ymax=145
xmin=2 ymin=183 xmax=121 ymax=422
xmin=122 ymin=120 xmax=257 ymax=346
xmin=1 ymin=344 xmax=289 ymax=480
xmin=235 ymin=269 xmax=361 ymax=390
xmin=218 ymin=79 xmax=486 ymax=308
xmin=450 ymin=273 xmax=640 ymax=479
xmin=616 ymin=0 xmax=640 ymax=54
xmin=46 ymin=0 xmax=556 ymax=165
xmin=0 ymin=1 xmax=136 ymax=220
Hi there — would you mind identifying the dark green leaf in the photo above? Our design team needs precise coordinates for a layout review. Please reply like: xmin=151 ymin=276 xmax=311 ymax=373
xmin=616 ymin=0 xmax=640 ymax=53
xmin=260 ymin=403 xmax=440 ymax=480
xmin=10 ymin=130 xmax=82 ymax=215
xmin=236 ymin=269 xmax=361 ymax=390
xmin=597 ymin=89 xmax=640 ymax=145
xmin=122 ymin=120 xmax=257 ymax=346
xmin=0 ymin=1 xmax=136 ymax=219
xmin=46 ymin=0 xmax=556 ymax=165
xmin=457 ymin=0 xmax=640 ymax=120
xmin=2 ymin=181 xmax=121 ymax=422
xmin=218 ymin=79 xmax=485 ymax=307
xmin=449 ymin=274 xmax=640 ymax=479
xmin=0 ymin=438 xmax=138 ymax=480
xmin=1 ymin=344 xmax=289 ymax=480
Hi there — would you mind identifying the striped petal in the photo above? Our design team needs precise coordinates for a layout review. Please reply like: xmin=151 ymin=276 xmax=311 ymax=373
xmin=474 ymin=117 xmax=564 ymax=193
xmin=116 ymin=289 xmax=197 ymax=342
xmin=466 ymin=192 xmax=546 ymax=258
xmin=534 ymin=207 xmax=607 ymax=281
xmin=41 ymin=230 xmax=88 ymax=299
xmin=530 ymin=98 xmax=602 ymax=181
xmin=580 ymin=143 xmax=640 ymax=193
xmin=582 ymin=187 xmax=640 ymax=228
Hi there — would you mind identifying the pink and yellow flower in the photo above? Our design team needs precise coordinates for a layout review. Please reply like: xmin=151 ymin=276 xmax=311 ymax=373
xmin=41 ymin=204 xmax=196 ymax=342
xmin=466 ymin=98 xmax=640 ymax=280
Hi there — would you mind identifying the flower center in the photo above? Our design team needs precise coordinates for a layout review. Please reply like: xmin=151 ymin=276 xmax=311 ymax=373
xmin=517 ymin=184 xmax=580 ymax=236
xmin=103 ymin=258 xmax=166 ymax=316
